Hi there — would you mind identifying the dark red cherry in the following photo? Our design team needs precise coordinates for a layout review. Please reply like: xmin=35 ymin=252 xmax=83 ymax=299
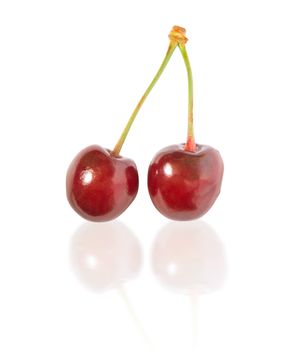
xmin=66 ymin=145 xmax=138 ymax=221
xmin=148 ymin=144 xmax=224 ymax=221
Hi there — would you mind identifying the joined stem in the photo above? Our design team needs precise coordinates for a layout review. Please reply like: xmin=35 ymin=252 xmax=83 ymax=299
xmin=112 ymin=41 xmax=177 ymax=156
xmin=111 ymin=26 xmax=195 ymax=156
xmin=179 ymin=44 xmax=196 ymax=152
xmin=112 ymin=26 xmax=188 ymax=156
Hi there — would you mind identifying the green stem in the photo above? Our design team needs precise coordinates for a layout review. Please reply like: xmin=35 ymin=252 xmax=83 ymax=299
xmin=178 ymin=44 xmax=196 ymax=152
xmin=112 ymin=42 xmax=177 ymax=156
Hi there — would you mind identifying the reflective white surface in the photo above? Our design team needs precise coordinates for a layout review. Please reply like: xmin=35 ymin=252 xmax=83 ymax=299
xmin=70 ymin=222 xmax=142 ymax=292
xmin=1 ymin=0 xmax=298 ymax=349
xmin=151 ymin=221 xmax=227 ymax=295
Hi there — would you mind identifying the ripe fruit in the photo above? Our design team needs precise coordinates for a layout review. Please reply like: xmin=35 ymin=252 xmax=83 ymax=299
xmin=66 ymin=26 xmax=185 ymax=221
xmin=148 ymin=144 xmax=223 ymax=220
xmin=66 ymin=26 xmax=223 ymax=221
xmin=66 ymin=145 xmax=138 ymax=221
xmin=147 ymin=27 xmax=224 ymax=220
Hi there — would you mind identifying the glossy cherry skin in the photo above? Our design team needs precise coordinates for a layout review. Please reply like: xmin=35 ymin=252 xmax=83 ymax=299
xmin=148 ymin=144 xmax=224 ymax=220
xmin=66 ymin=145 xmax=138 ymax=221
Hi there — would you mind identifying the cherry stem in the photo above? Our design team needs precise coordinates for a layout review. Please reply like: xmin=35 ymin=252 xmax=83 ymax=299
xmin=178 ymin=44 xmax=196 ymax=152
xmin=112 ymin=41 xmax=177 ymax=156
xmin=112 ymin=26 xmax=188 ymax=156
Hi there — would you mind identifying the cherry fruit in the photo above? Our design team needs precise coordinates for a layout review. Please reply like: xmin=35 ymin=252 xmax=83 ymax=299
xmin=148 ymin=27 xmax=224 ymax=220
xmin=66 ymin=27 xmax=183 ymax=221
xmin=148 ymin=144 xmax=223 ymax=220
xmin=66 ymin=26 xmax=223 ymax=221
xmin=66 ymin=145 xmax=138 ymax=221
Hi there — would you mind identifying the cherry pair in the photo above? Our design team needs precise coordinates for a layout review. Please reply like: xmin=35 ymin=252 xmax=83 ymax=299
xmin=66 ymin=26 xmax=224 ymax=222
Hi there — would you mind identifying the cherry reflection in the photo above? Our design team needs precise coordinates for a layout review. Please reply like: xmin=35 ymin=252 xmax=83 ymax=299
xmin=69 ymin=222 xmax=155 ymax=348
xmin=152 ymin=221 xmax=227 ymax=349
xmin=151 ymin=221 xmax=227 ymax=295
xmin=70 ymin=221 xmax=142 ymax=292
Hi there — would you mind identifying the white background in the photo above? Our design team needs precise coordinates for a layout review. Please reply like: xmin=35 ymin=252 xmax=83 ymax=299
xmin=0 ymin=0 xmax=298 ymax=349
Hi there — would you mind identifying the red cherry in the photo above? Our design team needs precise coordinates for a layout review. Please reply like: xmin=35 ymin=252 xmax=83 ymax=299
xmin=66 ymin=145 xmax=138 ymax=221
xmin=148 ymin=144 xmax=223 ymax=220
xmin=147 ymin=28 xmax=224 ymax=220
xmin=66 ymin=28 xmax=185 ymax=221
